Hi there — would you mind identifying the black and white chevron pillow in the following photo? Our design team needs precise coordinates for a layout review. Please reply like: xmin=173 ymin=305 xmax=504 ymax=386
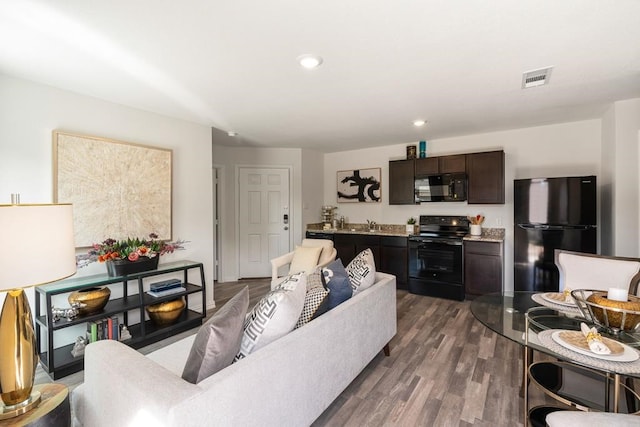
xmin=346 ymin=248 xmax=376 ymax=295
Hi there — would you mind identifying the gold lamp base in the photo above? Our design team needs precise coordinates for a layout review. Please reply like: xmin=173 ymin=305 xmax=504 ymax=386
xmin=0 ymin=289 xmax=40 ymax=418
xmin=0 ymin=390 xmax=41 ymax=420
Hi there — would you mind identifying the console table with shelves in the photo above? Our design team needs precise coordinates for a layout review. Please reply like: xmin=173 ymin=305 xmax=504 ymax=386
xmin=35 ymin=260 xmax=206 ymax=379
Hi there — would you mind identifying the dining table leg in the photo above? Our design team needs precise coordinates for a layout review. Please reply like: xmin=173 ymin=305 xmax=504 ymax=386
xmin=523 ymin=346 xmax=529 ymax=425
xmin=614 ymin=373 xmax=620 ymax=413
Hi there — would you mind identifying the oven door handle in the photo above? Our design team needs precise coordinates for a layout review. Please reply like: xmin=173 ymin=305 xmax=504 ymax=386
xmin=417 ymin=239 xmax=463 ymax=246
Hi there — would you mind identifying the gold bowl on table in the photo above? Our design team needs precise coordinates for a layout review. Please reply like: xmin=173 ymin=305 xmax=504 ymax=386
xmin=586 ymin=292 xmax=640 ymax=331
xmin=146 ymin=298 xmax=185 ymax=326
xmin=68 ymin=286 xmax=111 ymax=315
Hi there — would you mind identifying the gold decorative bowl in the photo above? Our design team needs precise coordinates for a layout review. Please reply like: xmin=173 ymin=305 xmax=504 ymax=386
xmin=68 ymin=286 xmax=111 ymax=315
xmin=586 ymin=291 xmax=640 ymax=331
xmin=146 ymin=298 xmax=185 ymax=326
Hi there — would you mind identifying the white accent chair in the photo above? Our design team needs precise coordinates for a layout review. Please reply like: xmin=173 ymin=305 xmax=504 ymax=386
xmin=555 ymin=249 xmax=640 ymax=294
xmin=270 ymin=238 xmax=337 ymax=288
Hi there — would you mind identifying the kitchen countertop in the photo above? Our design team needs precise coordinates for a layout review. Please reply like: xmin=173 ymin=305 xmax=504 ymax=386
xmin=463 ymin=228 xmax=505 ymax=243
xmin=307 ymin=223 xmax=505 ymax=241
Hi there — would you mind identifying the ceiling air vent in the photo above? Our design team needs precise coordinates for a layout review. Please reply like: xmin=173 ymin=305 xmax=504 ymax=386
xmin=522 ymin=66 xmax=553 ymax=89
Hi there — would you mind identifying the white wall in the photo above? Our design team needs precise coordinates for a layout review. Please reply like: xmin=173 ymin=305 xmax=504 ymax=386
xmin=610 ymin=99 xmax=640 ymax=257
xmin=0 ymin=74 xmax=214 ymax=311
xmin=323 ymin=119 xmax=602 ymax=291
xmin=301 ymin=148 xmax=324 ymax=227
xmin=212 ymin=145 xmax=306 ymax=282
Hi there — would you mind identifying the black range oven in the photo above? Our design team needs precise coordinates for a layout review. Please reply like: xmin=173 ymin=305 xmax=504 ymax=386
xmin=408 ymin=215 xmax=469 ymax=301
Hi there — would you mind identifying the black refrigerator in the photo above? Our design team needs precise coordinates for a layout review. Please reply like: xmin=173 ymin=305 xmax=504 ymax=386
xmin=514 ymin=176 xmax=597 ymax=292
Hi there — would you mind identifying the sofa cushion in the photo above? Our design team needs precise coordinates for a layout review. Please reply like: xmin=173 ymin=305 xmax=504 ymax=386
xmin=288 ymin=245 xmax=323 ymax=275
xmin=346 ymin=248 xmax=376 ymax=295
xmin=182 ymin=286 xmax=249 ymax=384
xmin=319 ymin=259 xmax=353 ymax=312
xmin=235 ymin=272 xmax=306 ymax=360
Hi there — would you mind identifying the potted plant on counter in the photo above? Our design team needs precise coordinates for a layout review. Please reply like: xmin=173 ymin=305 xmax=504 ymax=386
xmin=406 ymin=217 xmax=416 ymax=234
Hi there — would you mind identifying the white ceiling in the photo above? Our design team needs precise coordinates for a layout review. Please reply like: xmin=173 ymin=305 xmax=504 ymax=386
xmin=1 ymin=0 xmax=639 ymax=152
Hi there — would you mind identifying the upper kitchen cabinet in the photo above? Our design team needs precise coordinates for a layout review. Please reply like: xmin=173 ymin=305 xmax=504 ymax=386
xmin=466 ymin=150 xmax=505 ymax=204
xmin=415 ymin=154 xmax=466 ymax=176
xmin=389 ymin=159 xmax=415 ymax=205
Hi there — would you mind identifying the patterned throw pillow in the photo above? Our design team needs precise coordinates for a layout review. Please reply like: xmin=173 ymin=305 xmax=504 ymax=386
xmin=235 ymin=272 xmax=306 ymax=360
xmin=345 ymin=248 xmax=376 ymax=295
xmin=182 ymin=286 xmax=249 ymax=383
xmin=294 ymin=284 xmax=329 ymax=329
xmin=306 ymin=267 xmax=324 ymax=290
xmin=319 ymin=259 xmax=352 ymax=312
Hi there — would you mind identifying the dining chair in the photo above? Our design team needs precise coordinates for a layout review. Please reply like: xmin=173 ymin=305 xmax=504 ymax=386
xmin=553 ymin=249 xmax=640 ymax=415
xmin=555 ymin=249 xmax=640 ymax=295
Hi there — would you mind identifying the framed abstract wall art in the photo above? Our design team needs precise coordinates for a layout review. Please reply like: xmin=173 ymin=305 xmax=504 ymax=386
xmin=337 ymin=168 xmax=381 ymax=203
xmin=53 ymin=131 xmax=173 ymax=247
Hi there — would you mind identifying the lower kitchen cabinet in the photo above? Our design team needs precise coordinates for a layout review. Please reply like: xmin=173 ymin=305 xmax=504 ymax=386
xmin=380 ymin=236 xmax=408 ymax=289
xmin=334 ymin=233 xmax=381 ymax=267
xmin=464 ymin=240 xmax=503 ymax=297
xmin=331 ymin=233 xmax=405 ymax=289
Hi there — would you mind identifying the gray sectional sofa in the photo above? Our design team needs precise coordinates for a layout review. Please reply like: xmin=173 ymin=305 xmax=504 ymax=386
xmin=72 ymin=272 xmax=397 ymax=426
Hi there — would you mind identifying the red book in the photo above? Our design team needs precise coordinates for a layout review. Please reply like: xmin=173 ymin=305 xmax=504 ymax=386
xmin=107 ymin=317 xmax=113 ymax=340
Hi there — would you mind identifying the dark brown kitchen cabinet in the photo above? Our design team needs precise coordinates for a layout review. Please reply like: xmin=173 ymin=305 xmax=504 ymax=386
xmin=333 ymin=234 xmax=380 ymax=267
xmin=464 ymin=240 xmax=503 ymax=297
xmin=333 ymin=233 xmax=406 ymax=289
xmin=389 ymin=159 xmax=415 ymax=205
xmin=415 ymin=154 xmax=466 ymax=176
xmin=466 ymin=150 xmax=504 ymax=204
xmin=439 ymin=154 xmax=467 ymax=173
xmin=380 ymin=236 xmax=408 ymax=289
xmin=414 ymin=157 xmax=439 ymax=176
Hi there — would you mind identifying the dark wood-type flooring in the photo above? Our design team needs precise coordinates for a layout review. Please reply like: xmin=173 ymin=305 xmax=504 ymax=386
xmin=39 ymin=278 xmax=563 ymax=426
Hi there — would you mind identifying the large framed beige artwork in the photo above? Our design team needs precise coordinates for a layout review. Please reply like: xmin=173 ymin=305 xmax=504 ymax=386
xmin=53 ymin=131 xmax=172 ymax=247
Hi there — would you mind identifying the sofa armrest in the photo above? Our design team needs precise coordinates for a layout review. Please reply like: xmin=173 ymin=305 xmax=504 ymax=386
xmin=75 ymin=340 xmax=201 ymax=427
xmin=270 ymin=251 xmax=295 ymax=281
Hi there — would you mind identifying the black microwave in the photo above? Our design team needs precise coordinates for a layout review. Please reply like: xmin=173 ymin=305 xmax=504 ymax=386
xmin=414 ymin=173 xmax=467 ymax=202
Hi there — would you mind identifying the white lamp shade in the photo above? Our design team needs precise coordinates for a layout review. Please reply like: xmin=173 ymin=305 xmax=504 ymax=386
xmin=0 ymin=204 xmax=77 ymax=290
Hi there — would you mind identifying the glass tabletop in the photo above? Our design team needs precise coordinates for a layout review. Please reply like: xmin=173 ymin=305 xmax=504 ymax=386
xmin=471 ymin=292 xmax=640 ymax=377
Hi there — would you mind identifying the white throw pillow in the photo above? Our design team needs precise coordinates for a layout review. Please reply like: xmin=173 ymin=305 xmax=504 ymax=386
xmin=235 ymin=272 xmax=307 ymax=360
xmin=346 ymin=248 xmax=376 ymax=295
xmin=288 ymin=246 xmax=323 ymax=275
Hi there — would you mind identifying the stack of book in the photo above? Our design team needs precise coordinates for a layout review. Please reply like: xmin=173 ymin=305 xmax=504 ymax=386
xmin=86 ymin=316 xmax=123 ymax=342
xmin=147 ymin=278 xmax=185 ymax=298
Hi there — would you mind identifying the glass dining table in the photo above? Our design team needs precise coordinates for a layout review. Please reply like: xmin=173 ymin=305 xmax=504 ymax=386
xmin=470 ymin=291 xmax=640 ymax=425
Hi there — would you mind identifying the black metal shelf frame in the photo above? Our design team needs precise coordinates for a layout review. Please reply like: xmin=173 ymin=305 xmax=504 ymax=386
xmin=35 ymin=260 xmax=206 ymax=379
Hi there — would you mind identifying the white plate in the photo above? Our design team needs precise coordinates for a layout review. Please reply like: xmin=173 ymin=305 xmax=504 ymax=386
xmin=551 ymin=331 xmax=640 ymax=362
xmin=541 ymin=292 xmax=576 ymax=307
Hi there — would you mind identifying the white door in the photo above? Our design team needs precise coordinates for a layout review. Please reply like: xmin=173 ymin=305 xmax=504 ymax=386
xmin=238 ymin=167 xmax=290 ymax=278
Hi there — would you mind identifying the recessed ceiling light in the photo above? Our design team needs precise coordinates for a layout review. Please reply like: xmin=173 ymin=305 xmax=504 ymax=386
xmin=297 ymin=54 xmax=323 ymax=69
xmin=227 ymin=131 xmax=238 ymax=137
xmin=413 ymin=120 xmax=426 ymax=127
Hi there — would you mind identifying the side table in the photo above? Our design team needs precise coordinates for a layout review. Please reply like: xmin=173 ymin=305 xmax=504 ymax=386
xmin=0 ymin=384 xmax=70 ymax=427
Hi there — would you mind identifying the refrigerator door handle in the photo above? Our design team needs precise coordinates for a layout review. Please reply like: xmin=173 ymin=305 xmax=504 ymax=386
xmin=518 ymin=224 xmax=595 ymax=231
xmin=518 ymin=224 xmax=550 ymax=230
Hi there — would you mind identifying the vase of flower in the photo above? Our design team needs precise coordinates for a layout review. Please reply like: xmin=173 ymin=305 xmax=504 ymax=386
xmin=106 ymin=255 xmax=160 ymax=277
xmin=77 ymin=232 xmax=187 ymax=275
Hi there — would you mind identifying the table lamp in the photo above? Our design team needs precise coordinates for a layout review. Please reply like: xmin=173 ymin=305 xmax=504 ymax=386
xmin=0 ymin=203 xmax=76 ymax=419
